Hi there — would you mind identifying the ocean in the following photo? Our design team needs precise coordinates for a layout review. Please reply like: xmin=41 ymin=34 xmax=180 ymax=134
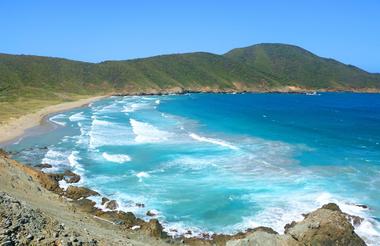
xmin=6 ymin=93 xmax=380 ymax=245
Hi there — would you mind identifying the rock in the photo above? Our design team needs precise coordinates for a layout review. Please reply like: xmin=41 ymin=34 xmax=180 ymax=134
xmin=29 ymin=170 xmax=62 ymax=193
xmin=141 ymin=219 xmax=167 ymax=238
xmin=135 ymin=203 xmax=145 ymax=208
xmin=63 ymin=170 xmax=81 ymax=183
xmin=73 ymin=199 xmax=98 ymax=213
xmin=26 ymin=234 xmax=34 ymax=240
xmin=146 ymin=210 xmax=158 ymax=217
xmin=95 ymin=210 xmax=137 ymax=227
xmin=47 ymin=173 xmax=65 ymax=182
xmin=0 ymin=149 xmax=8 ymax=158
xmin=226 ymin=230 xmax=293 ymax=246
xmin=34 ymin=163 xmax=53 ymax=169
xmin=345 ymin=214 xmax=364 ymax=226
xmin=356 ymin=204 xmax=368 ymax=209
xmin=284 ymin=221 xmax=297 ymax=233
xmin=105 ymin=200 xmax=118 ymax=210
xmin=65 ymin=186 xmax=100 ymax=200
xmin=226 ymin=203 xmax=366 ymax=246
xmin=249 ymin=226 xmax=278 ymax=235
xmin=101 ymin=197 xmax=109 ymax=205
xmin=321 ymin=203 xmax=341 ymax=212
xmin=285 ymin=203 xmax=366 ymax=246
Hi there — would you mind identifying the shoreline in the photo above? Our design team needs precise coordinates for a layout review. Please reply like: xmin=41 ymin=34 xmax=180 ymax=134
xmin=0 ymin=150 xmax=369 ymax=245
xmin=0 ymin=95 xmax=108 ymax=144
xmin=0 ymin=91 xmax=376 ymax=245
xmin=2 ymin=89 xmax=380 ymax=146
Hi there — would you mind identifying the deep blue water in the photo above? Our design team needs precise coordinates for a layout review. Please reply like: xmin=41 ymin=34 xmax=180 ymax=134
xmin=6 ymin=93 xmax=380 ymax=244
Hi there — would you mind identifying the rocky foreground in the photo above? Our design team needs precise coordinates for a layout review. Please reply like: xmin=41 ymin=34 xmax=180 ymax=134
xmin=0 ymin=149 xmax=367 ymax=245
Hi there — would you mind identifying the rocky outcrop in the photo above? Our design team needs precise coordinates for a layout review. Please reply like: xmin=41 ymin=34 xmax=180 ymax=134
xmin=0 ymin=192 xmax=99 ymax=245
xmin=285 ymin=203 xmax=366 ymax=246
xmin=225 ymin=203 xmax=366 ymax=246
xmin=105 ymin=200 xmax=119 ymax=210
xmin=141 ymin=219 xmax=168 ymax=238
xmin=64 ymin=186 xmax=100 ymax=200
xmin=34 ymin=163 xmax=52 ymax=169
xmin=0 ymin=149 xmax=8 ymax=158
xmin=0 ymin=151 xmax=368 ymax=245
xmin=101 ymin=197 xmax=109 ymax=205
xmin=146 ymin=210 xmax=158 ymax=217
xmin=225 ymin=228 xmax=295 ymax=246
xmin=63 ymin=170 xmax=81 ymax=183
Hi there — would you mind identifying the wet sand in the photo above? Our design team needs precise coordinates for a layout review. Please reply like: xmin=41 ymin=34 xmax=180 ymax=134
xmin=0 ymin=96 xmax=108 ymax=145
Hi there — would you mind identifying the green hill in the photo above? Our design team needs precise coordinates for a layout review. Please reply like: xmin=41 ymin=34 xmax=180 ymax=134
xmin=1 ymin=43 xmax=379 ymax=122
xmin=224 ymin=43 xmax=380 ymax=89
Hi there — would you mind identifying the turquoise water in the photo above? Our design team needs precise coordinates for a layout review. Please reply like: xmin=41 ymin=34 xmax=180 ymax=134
xmin=6 ymin=93 xmax=380 ymax=244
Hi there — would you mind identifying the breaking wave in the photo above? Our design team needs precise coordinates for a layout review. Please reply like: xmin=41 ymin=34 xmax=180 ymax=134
xmin=130 ymin=119 xmax=172 ymax=143
xmin=102 ymin=152 xmax=132 ymax=163
xmin=189 ymin=133 xmax=238 ymax=150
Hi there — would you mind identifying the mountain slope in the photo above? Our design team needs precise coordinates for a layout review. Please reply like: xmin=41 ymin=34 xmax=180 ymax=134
xmin=224 ymin=43 xmax=380 ymax=89
xmin=1 ymin=44 xmax=380 ymax=122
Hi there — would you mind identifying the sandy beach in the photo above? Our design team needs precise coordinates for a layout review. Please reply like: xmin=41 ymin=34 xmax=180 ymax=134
xmin=0 ymin=95 xmax=108 ymax=144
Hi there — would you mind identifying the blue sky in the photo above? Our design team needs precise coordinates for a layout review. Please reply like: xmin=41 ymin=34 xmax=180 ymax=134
xmin=1 ymin=0 xmax=379 ymax=72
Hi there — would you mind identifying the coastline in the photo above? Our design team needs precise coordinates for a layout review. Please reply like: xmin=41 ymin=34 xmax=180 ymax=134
xmin=0 ymin=95 xmax=108 ymax=144
xmin=1 ymin=87 xmax=380 ymax=145
xmin=0 ymin=150 xmax=368 ymax=245
xmin=0 ymin=91 xmax=376 ymax=245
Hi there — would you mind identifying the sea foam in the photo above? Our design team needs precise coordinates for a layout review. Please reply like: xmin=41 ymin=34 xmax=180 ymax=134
xmin=136 ymin=172 xmax=150 ymax=182
xmin=69 ymin=112 xmax=86 ymax=122
xmin=189 ymin=133 xmax=238 ymax=150
xmin=50 ymin=114 xmax=67 ymax=126
xmin=102 ymin=152 xmax=131 ymax=163
xmin=130 ymin=119 xmax=171 ymax=143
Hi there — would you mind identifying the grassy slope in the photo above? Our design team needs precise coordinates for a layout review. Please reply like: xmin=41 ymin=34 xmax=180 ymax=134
xmin=224 ymin=43 xmax=380 ymax=89
xmin=1 ymin=44 xmax=379 ymax=122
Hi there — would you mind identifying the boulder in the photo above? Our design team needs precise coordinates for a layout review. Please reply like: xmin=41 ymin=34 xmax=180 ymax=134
xmin=35 ymin=173 xmax=62 ymax=193
xmin=140 ymin=219 xmax=167 ymax=238
xmin=47 ymin=173 xmax=64 ymax=182
xmin=34 ymin=163 xmax=52 ymax=169
xmin=63 ymin=170 xmax=80 ymax=183
xmin=146 ymin=210 xmax=158 ymax=217
xmin=135 ymin=203 xmax=145 ymax=208
xmin=64 ymin=186 xmax=99 ymax=200
xmin=285 ymin=203 xmax=366 ymax=246
xmin=95 ymin=210 xmax=136 ymax=227
xmin=73 ymin=199 xmax=98 ymax=213
xmin=105 ymin=200 xmax=118 ymax=210
xmin=0 ymin=148 xmax=8 ymax=157
xmin=356 ymin=204 xmax=368 ymax=209
xmin=101 ymin=197 xmax=109 ymax=205
xmin=226 ymin=203 xmax=366 ymax=246
xmin=345 ymin=214 xmax=364 ymax=227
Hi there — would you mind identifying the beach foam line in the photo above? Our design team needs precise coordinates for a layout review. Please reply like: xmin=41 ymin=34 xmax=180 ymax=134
xmin=102 ymin=152 xmax=131 ymax=163
xmin=50 ymin=114 xmax=67 ymax=126
xmin=69 ymin=112 xmax=86 ymax=122
xmin=189 ymin=133 xmax=238 ymax=150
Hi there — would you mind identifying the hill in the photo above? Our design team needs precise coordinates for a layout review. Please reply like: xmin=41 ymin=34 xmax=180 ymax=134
xmin=224 ymin=43 xmax=380 ymax=89
xmin=1 ymin=43 xmax=379 ymax=122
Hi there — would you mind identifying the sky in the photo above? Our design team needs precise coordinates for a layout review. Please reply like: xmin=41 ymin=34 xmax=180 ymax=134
xmin=1 ymin=0 xmax=379 ymax=72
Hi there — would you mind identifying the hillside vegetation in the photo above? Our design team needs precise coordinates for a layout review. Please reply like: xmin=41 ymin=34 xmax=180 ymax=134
xmin=1 ymin=43 xmax=379 ymax=122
